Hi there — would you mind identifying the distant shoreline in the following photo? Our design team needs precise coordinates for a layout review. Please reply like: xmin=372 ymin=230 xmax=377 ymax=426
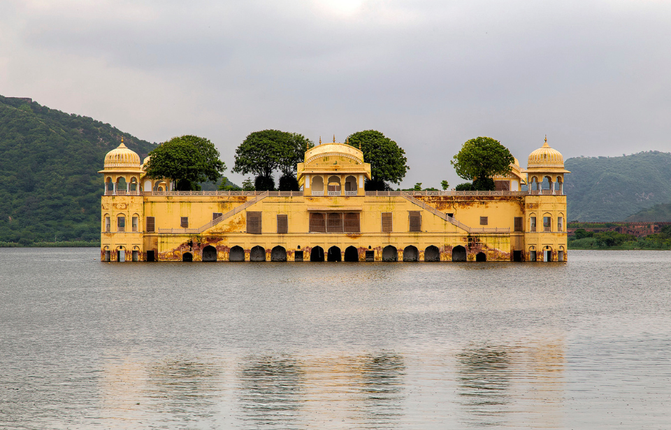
xmin=0 ymin=241 xmax=99 ymax=248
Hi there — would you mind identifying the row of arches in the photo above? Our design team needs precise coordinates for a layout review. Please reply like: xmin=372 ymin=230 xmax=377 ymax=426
xmin=528 ymin=175 xmax=564 ymax=194
xmin=182 ymin=245 xmax=485 ymax=262
xmin=310 ymin=175 xmax=358 ymax=194
xmin=104 ymin=176 xmax=171 ymax=194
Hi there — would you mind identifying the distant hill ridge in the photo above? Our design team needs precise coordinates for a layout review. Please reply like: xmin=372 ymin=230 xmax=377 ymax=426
xmin=0 ymin=95 xmax=156 ymax=244
xmin=564 ymin=151 xmax=671 ymax=222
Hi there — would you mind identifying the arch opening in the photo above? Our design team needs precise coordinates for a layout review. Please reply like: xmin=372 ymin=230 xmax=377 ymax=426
xmin=476 ymin=252 xmax=487 ymax=262
xmin=229 ymin=246 xmax=245 ymax=262
xmin=327 ymin=246 xmax=341 ymax=262
xmin=344 ymin=246 xmax=359 ymax=262
xmin=345 ymin=176 xmax=357 ymax=193
xmin=202 ymin=245 xmax=217 ymax=262
xmin=425 ymin=245 xmax=440 ymax=262
xmin=312 ymin=176 xmax=324 ymax=192
xmin=452 ymin=245 xmax=467 ymax=262
xmin=182 ymin=252 xmax=193 ymax=262
xmin=310 ymin=246 xmax=324 ymax=262
xmin=250 ymin=246 xmax=266 ymax=262
xmin=403 ymin=246 xmax=419 ymax=262
xmin=271 ymin=246 xmax=287 ymax=262
xmin=382 ymin=245 xmax=398 ymax=262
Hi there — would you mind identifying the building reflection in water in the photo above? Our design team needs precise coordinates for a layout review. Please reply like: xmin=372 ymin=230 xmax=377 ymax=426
xmin=237 ymin=355 xmax=306 ymax=428
xmin=144 ymin=358 xmax=224 ymax=422
xmin=457 ymin=345 xmax=512 ymax=427
xmin=99 ymin=355 xmax=224 ymax=428
xmin=457 ymin=339 xmax=565 ymax=428
xmin=236 ymin=352 xmax=405 ymax=429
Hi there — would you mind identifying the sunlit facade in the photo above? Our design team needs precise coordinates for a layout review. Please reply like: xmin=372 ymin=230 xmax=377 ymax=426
xmin=99 ymin=137 xmax=568 ymax=262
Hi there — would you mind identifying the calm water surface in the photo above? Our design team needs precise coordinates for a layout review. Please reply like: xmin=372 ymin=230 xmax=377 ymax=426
xmin=1 ymin=248 xmax=670 ymax=429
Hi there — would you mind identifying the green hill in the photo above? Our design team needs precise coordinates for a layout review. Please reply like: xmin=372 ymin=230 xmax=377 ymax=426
xmin=0 ymin=95 xmax=156 ymax=245
xmin=625 ymin=202 xmax=671 ymax=222
xmin=564 ymin=152 xmax=671 ymax=222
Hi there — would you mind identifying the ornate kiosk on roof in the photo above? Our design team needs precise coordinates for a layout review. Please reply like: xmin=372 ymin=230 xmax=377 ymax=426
xmin=100 ymin=136 xmax=568 ymax=263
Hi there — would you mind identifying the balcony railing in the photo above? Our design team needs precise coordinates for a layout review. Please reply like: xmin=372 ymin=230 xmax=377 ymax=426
xmin=311 ymin=191 xmax=324 ymax=196
xmin=366 ymin=190 xmax=564 ymax=197
xmin=328 ymin=191 xmax=341 ymax=196
xmin=345 ymin=191 xmax=358 ymax=196
xmin=104 ymin=190 xmax=141 ymax=196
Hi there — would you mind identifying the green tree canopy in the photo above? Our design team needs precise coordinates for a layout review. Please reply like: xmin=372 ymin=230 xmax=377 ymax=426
xmin=451 ymin=137 xmax=514 ymax=191
xmin=346 ymin=130 xmax=409 ymax=190
xmin=233 ymin=130 xmax=312 ymax=178
xmin=145 ymin=135 xmax=225 ymax=191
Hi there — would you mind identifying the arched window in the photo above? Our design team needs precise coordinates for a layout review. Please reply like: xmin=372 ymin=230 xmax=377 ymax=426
xmin=541 ymin=176 xmax=552 ymax=192
xmin=117 ymin=215 xmax=126 ymax=232
xmin=106 ymin=177 xmax=114 ymax=193
xmin=555 ymin=176 xmax=563 ymax=195
xmin=144 ymin=180 xmax=152 ymax=193
xmin=312 ymin=176 xmax=324 ymax=194
xmin=328 ymin=176 xmax=341 ymax=195
xmin=104 ymin=214 xmax=111 ymax=232
xmin=543 ymin=213 xmax=552 ymax=232
xmin=345 ymin=176 xmax=357 ymax=195
xmin=129 ymin=177 xmax=138 ymax=192
xmin=131 ymin=214 xmax=139 ymax=232
xmin=116 ymin=177 xmax=127 ymax=194
xmin=530 ymin=176 xmax=538 ymax=191
xmin=529 ymin=213 xmax=537 ymax=232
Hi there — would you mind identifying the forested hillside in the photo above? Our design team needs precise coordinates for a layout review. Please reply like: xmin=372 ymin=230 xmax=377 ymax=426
xmin=0 ymin=95 xmax=156 ymax=244
xmin=625 ymin=202 xmax=671 ymax=222
xmin=564 ymin=152 xmax=671 ymax=222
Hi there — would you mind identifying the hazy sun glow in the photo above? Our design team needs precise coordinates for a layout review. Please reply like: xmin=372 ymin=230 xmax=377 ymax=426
xmin=315 ymin=0 xmax=364 ymax=16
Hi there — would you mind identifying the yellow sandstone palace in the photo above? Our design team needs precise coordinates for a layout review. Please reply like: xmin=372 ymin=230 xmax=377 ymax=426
xmin=99 ymin=138 xmax=569 ymax=263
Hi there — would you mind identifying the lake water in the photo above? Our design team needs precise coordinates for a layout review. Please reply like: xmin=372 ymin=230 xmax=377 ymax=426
xmin=1 ymin=248 xmax=670 ymax=429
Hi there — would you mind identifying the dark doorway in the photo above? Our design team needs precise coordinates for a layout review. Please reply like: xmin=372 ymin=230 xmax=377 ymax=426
xmin=558 ymin=250 xmax=564 ymax=262
xmin=452 ymin=246 xmax=467 ymax=262
xmin=250 ymin=246 xmax=266 ymax=262
xmin=382 ymin=245 xmax=397 ymax=262
xmin=182 ymin=252 xmax=193 ymax=262
xmin=271 ymin=246 xmax=287 ymax=262
xmin=132 ymin=250 xmax=139 ymax=262
xmin=545 ymin=250 xmax=552 ymax=262
xmin=294 ymin=250 xmax=304 ymax=262
xmin=117 ymin=249 xmax=125 ymax=262
xmin=344 ymin=246 xmax=359 ymax=262
xmin=146 ymin=250 xmax=155 ymax=262
xmin=513 ymin=250 xmax=522 ymax=262
xmin=229 ymin=246 xmax=245 ymax=262
xmin=310 ymin=246 xmax=324 ymax=262
xmin=202 ymin=245 xmax=217 ymax=262
xmin=365 ymin=250 xmax=375 ymax=261
xmin=104 ymin=250 xmax=110 ymax=262
xmin=425 ymin=246 xmax=440 ymax=262
xmin=403 ymin=246 xmax=419 ymax=262
xmin=476 ymin=252 xmax=486 ymax=262
xmin=327 ymin=246 xmax=342 ymax=262
xmin=529 ymin=250 xmax=537 ymax=262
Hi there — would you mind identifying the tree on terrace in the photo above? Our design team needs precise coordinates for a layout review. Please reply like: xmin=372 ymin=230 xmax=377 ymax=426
xmin=145 ymin=135 xmax=225 ymax=191
xmin=346 ymin=130 xmax=409 ymax=191
xmin=451 ymin=136 xmax=514 ymax=191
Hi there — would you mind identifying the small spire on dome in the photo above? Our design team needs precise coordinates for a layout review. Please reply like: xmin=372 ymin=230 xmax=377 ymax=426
xmin=333 ymin=134 xmax=336 ymax=143
xmin=319 ymin=136 xmax=322 ymax=145
xmin=119 ymin=137 xmax=127 ymax=148
xmin=543 ymin=135 xmax=549 ymax=147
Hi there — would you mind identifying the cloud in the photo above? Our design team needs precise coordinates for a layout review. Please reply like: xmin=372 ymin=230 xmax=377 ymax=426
xmin=1 ymin=0 xmax=671 ymax=187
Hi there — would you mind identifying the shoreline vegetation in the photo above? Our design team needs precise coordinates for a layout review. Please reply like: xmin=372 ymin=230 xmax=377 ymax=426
xmin=0 ymin=241 xmax=99 ymax=248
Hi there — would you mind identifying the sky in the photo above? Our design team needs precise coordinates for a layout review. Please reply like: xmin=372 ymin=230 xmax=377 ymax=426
xmin=1 ymin=0 xmax=670 ymax=188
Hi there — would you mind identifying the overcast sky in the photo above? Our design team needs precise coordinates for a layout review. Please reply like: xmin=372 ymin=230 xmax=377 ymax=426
xmin=1 ymin=0 xmax=670 ymax=188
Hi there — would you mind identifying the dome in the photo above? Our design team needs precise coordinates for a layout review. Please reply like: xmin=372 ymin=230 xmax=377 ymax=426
xmin=527 ymin=138 xmax=565 ymax=170
xmin=305 ymin=141 xmax=364 ymax=164
xmin=103 ymin=140 xmax=141 ymax=170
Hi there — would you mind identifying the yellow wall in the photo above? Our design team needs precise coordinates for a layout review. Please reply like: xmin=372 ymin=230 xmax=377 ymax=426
xmin=101 ymin=192 xmax=568 ymax=263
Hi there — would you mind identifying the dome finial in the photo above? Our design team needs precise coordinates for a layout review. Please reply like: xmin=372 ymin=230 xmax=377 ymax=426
xmin=319 ymin=136 xmax=322 ymax=145
xmin=543 ymin=135 xmax=549 ymax=147
xmin=333 ymin=134 xmax=336 ymax=143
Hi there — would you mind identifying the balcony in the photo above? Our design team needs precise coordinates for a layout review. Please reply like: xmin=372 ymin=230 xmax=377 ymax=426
xmin=328 ymin=191 xmax=341 ymax=196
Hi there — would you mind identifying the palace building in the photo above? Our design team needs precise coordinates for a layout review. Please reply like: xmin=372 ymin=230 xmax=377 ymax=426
xmin=99 ymin=138 xmax=568 ymax=263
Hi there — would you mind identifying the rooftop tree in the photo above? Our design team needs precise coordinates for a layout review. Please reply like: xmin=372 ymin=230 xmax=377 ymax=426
xmin=346 ymin=130 xmax=409 ymax=191
xmin=451 ymin=136 xmax=514 ymax=191
xmin=145 ymin=135 xmax=226 ymax=191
